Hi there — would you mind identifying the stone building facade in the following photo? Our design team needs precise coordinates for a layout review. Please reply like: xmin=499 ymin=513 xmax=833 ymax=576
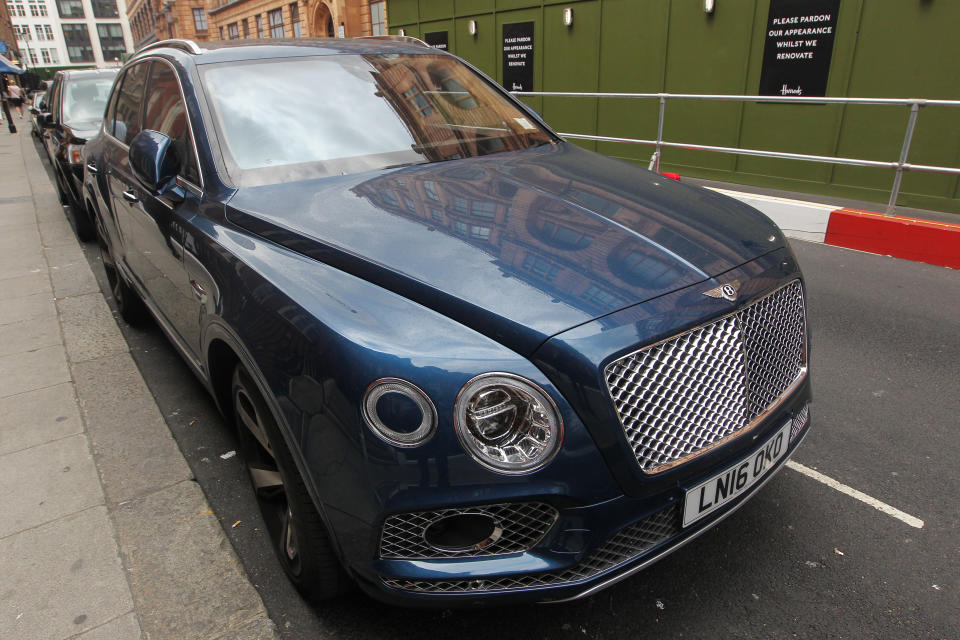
xmin=128 ymin=0 xmax=386 ymax=50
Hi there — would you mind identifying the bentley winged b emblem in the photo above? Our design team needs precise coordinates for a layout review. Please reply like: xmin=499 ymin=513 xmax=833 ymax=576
xmin=702 ymin=280 xmax=740 ymax=302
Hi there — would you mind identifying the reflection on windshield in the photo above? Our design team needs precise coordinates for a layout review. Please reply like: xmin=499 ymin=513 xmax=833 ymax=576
xmin=63 ymin=78 xmax=114 ymax=125
xmin=201 ymin=54 xmax=553 ymax=181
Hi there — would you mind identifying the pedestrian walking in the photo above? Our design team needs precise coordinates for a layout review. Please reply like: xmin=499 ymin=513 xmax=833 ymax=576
xmin=6 ymin=80 xmax=24 ymax=118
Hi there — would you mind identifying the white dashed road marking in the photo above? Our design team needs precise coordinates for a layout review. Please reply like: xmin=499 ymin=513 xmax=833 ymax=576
xmin=786 ymin=461 xmax=925 ymax=529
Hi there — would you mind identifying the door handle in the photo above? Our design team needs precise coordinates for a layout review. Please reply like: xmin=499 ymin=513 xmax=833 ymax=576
xmin=86 ymin=162 xmax=98 ymax=174
xmin=122 ymin=189 xmax=139 ymax=203
xmin=190 ymin=280 xmax=206 ymax=302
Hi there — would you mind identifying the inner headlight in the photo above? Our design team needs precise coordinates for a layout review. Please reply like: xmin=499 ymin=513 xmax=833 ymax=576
xmin=454 ymin=373 xmax=563 ymax=474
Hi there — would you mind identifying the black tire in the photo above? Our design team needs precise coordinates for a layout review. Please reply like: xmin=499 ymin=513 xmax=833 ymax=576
xmin=57 ymin=173 xmax=94 ymax=242
xmin=231 ymin=365 xmax=348 ymax=602
xmin=96 ymin=226 xmax=147 ymax=325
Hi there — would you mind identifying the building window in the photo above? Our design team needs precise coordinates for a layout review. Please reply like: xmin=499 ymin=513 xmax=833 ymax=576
xmin=255 ymin=14 xmax=263 ymax=38
xmin=454 ymin=221 xmax=467 ymax=235
xmin=218 ymin=26 xmax=223 ymax=39
xmin=8 ymin=0 xmax=26 ymax=16
xmin=227 ymin=22 xmax=239 ymax=39
xmin=40 ymin=47 xmax=52 ymax=63
xmin=192 ymin=8 xmax=207 ymax=31
xmin=290 ymin=2 xmax=301 ymax=37
xmin=91 ymin=0 xmax=117 ymax=18
xmin=452 ymin=196 xmax=468 ymax=215
xmin=97 ymin=23 xmax=125 ymax=63
xmin=62 ymin=23 xmax=93 ymax=61
xmin=469 ymin=225 xmax=491 ymax=241
xmin=28 ymin=0 xmax=47 ymax=17
xmin=370 ymin=1 xmax=385 ymax=36
xmin=26 ymin=48 xmax=38 ymax=63
xmin=430 ymin=208 xmax=443 ymax=222
xmin=242 ymin=18 xmax=249 ymax=38
xmin=14 ymin=25 xmax=30 ymax=40
xmin=471 ymin=201 xmax=495 ymax=219
xmin=56 ymin=0 xmax=83 ymax=18
xmin=423 ymin=181 xmax=439 ymax=201
xmin=268 ymin=8 xmax=283 ymax=38
xmin=522 ymin=254 xmax=561 ymax=281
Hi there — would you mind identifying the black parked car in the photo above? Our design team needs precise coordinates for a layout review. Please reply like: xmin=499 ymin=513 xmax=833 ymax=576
xmin=83 ymin=38 xmax=811 ymax=607
xmin=39 ymin=68 xmax=117 ymax=241
xmin=28 ymin=90 xmax=47 ymax=138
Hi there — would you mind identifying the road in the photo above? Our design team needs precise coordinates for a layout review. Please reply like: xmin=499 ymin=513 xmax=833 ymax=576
xmin=41 ymin=136 xmax=957 ymax=637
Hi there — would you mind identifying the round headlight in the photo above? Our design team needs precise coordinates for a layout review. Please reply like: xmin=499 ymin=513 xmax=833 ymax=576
xmin=362 ymin=378 xmax=437 ymax=447
xmin=454 ymin=373 xmax=563 ymax=474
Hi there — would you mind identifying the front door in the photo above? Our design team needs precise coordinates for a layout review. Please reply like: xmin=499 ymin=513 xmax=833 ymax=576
xmin=106 ymin=60 xmax=204 ymax=361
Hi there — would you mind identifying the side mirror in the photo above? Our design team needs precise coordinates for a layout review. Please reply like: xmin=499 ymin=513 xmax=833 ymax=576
xmin=129 ymin=130 xmax=182 ymax=198
xmin=38 ymin=113 xmax=54 ymax=129
xmin=29 ymin=106 xmax=39 ymax=115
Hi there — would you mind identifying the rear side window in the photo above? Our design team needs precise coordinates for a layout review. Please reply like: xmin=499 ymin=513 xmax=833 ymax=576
xmin=112 ymin=62 xmax=148 ymax=145
xmin=143 ymin=63 xmax=200 ymax=185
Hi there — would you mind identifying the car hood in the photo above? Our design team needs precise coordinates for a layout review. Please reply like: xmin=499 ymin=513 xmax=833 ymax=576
xmin=226 ymin=143 xmax=782 ymax=355
xmin=62 ymin=120 xmax=100 ymax=142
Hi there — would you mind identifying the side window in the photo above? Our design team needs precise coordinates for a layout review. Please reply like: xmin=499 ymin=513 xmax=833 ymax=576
xmin=113 ymin=62 xmax=148 ymax=145
xmin=143 ymin=62 xmax=200 ymax=185
xmin=47 ymin=77 xmax=62 ymax=121
xmin=104 ymin=69 xmax=123 ymax=133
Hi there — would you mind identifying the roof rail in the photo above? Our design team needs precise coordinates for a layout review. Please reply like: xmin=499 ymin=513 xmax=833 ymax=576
xmin=136 ymin=39 xmax=204 ymax=56
xmin=355 ymin=34 xmax=430 ymax=48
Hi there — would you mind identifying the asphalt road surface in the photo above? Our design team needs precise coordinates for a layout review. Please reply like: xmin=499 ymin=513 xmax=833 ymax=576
xmin=41 ymin=138 xmax=957 ymax=638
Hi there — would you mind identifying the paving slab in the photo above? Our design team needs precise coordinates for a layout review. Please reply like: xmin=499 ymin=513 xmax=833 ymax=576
xmin=0 ymin=290 xmax=57 ymax=326
xmin=0 ymin=433 xmax=103 ymax=538
xmin=0 ymin=314 xmax=62 ymax=357
xmin=38 ymin=217 xmax=80 ymax=248
xmin=57 ymin=293 xmax=128 ymax=364
xmin=73 ymin=612 xmax=143 ymax=640
xmin=0 ymin=223 xmax=41 ymax=252
xmin=0 ymin=344 xmax=71 ymax=399
xmin=45 ymin=244 xmax=99 ymax=299
xmin=0 ymin=271 xmax=51 ymax=301
xmin=0 ymin=507 xmax=135 ymax=640
xmin=113 ymin=480 xmax=270 ymax=640
xmin=0 ymin=247 xmax=47 ymax=281
xmin=211 ymin=617 xmax=280 ymax=640
xmin=0 ymin=382 xmax=83 ymax=456
xmin=72 ymin=352 xmax=193 ymax=504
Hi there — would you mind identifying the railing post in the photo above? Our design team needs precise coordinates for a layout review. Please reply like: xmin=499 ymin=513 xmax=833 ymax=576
xmin=654 ymin=94 xmax=666 ymax=173
xmin=887 ymin=102 xmax=921 ymax=215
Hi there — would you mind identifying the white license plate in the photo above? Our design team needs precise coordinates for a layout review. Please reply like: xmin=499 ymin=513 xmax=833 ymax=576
xmin=682 ymin=421 xmax=791 ymax=527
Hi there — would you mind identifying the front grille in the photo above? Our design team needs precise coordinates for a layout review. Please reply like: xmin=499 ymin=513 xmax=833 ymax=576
xmin=605 ymin=280 xmax=806 ymax=473
xmin=379 ymin=502 xmax=558 ymax=559
xmin=383 ymin=504 xmax=679 ymax=593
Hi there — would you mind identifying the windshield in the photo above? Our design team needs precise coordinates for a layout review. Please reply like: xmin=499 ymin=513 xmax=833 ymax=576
xmin=200 ymin=53 xmax=554 ymax=183
xmin=63 ymin=77 xmax=114 ymax=126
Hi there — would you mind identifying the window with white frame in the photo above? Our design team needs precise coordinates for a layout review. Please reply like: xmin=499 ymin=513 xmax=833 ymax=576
xmin=27 ymin=48 xmax=38 ymax=64
xmin=8 ymin=0 xmax=26 ymax=17
xmin=268 ymin=8 xmax=283 ymax=38
xmin=192 ymin=8 xmax=207 ymax=31
xmin=41 ymin=47 xmax=52 ymax=63
xmin=14 ymin=25 xmax=31 ymax=40
xmin=370 ymin=1 xmax=385 ymax=36
xmin=28 ymin=0 xmax=48 ymax=16
xmin=256 ymin=14 xmax=263 ymax=38
xmin=290 ymin=2 xmax=301 ymax=37
xmin=227 ymin=22 xmax=239 ymax=39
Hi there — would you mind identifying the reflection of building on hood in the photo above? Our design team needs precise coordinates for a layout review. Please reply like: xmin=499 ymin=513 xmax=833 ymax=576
xmin=351 ymin=160 xmax=735 ymax=319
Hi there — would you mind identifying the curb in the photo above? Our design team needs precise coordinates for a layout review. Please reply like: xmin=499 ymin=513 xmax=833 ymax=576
xmin=705 ymin=186 xmax=959 ymax=269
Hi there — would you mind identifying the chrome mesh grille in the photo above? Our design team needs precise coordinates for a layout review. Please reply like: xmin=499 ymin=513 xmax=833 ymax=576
xmin=790 ymin=404 xmax=810 ymax=442
xmin=605 ymin=280 xmax=806 ymax=473
xmin=379 ymin=502 xmax=558 ymax=559
xmin=383 ymin=504 xmax=679 ymax=593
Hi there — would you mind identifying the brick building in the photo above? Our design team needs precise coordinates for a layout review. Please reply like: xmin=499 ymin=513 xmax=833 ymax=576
xmin=128 ymin=0 xmax=210 ymax=48
xmin=206 ymin=0 xmax=385 ymax=42
xmin=0 ymin=2 xmax=21 ymax=65
xmin=128 ymin=0 xmax=386 ymax=49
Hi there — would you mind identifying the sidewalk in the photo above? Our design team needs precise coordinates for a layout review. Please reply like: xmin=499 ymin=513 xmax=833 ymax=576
xmin=0 ymin=123 xmax=277 ymax=638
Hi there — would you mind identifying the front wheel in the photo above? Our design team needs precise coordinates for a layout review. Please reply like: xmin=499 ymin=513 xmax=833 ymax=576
xmin=232 ymin=365 xmax=348 ymax=602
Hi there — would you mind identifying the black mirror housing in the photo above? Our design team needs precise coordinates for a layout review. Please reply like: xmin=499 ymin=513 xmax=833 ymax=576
xmin=129 ymin=130 xmax=181 ymax=196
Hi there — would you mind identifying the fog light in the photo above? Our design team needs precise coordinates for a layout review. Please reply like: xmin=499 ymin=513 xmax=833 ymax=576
xmin=423 ymin=513 xmax=501 ymax=552
xmin=454 ymin=373 xmax=563 ymax=474
xmin=362 ymin=378 xmax=436 ymax=447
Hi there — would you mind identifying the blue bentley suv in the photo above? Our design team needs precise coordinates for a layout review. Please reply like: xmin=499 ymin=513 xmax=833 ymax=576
xmin=82 ymin=37 xmax=811 ymax=606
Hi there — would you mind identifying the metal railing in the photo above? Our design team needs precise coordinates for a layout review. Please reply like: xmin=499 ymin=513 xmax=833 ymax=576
xmin=512 ymin=91 xmax=960 ymax=215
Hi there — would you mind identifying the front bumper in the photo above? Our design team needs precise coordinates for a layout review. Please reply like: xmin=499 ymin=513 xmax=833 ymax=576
xmin=348 ymin=388 xmax=811 ymax=607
